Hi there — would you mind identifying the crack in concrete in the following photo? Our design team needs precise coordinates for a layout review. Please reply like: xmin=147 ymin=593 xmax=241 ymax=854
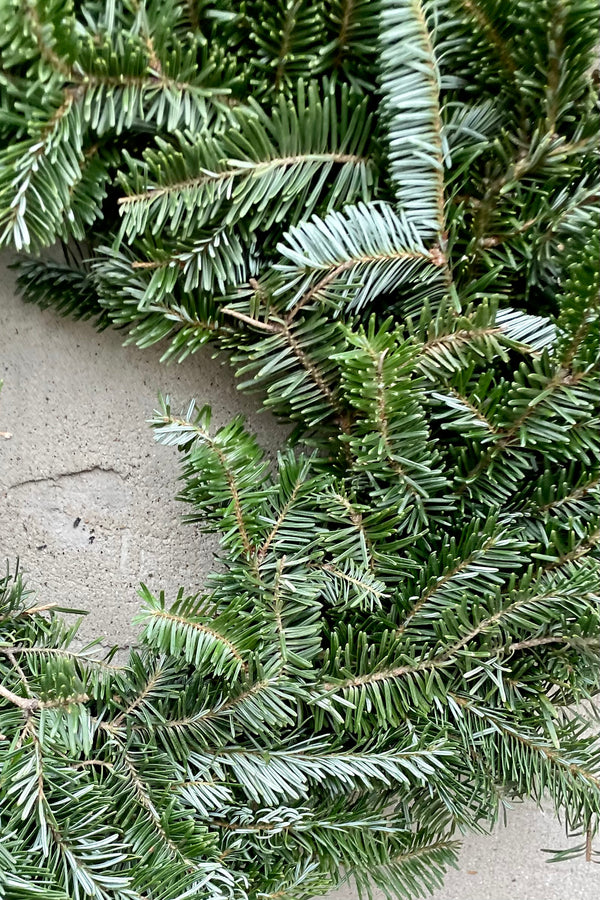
xmin=6 ymin=465 xmax=124 ymax=491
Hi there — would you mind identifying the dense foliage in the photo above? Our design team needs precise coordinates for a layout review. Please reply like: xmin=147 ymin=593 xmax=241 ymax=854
xmin=1 ymin=1 xmax=599 ymax=899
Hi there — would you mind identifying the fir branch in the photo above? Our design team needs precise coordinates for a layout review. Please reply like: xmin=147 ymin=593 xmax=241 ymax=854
xmin=537 ymin=477 xmax=600 ymax=513
xmin=459 ymin=364 xmax=595 ymax=490
xmin=113 ymin=743 xmax=199 ymax=868
xmin=542 ymin=529 xmax=600 ymax=572
xmin=118 ymin=152 xmax=366 ymax=208
xmin=109 ymin=661 xmax=168 ymax=729
xmin=321 ymin=563 xmax=386 ymax=600
xmin=6 ymin=645 xmax=125 ymax=671
xmin=378 ymin=0 xmax=445 ymax=235
xmin=444 ymin=387 xmax=499 ymax=434
xmin=330 ymin=491 xmax=375 ymax=569
xmin=257 ymin=471 xmax=308 ymax=562
xmin=421 ymin=327 xmax=503 ymax=358
xmin=285 ymin=247 xmax=434 ymax=321
xmin=333 ymin=0 xmax=356 ymax=67
xmin=274 ymin=1 xmax=302 ymax=90
xmin=326 ymin=576 xmax=594 ymax=692
xmin=156 ymin=412 xmax=256 ymax=556
xmin=141 ymin=606 xmax=248 ymax=669
xmin=454 ymin=0 xmax=517 ymax=75
xmin=1 ymin=0 xmax=599 ymax=892
xmin=280 ymin=323 xmax=345 ymax=420
xmin=505 ymin=635 xmax=600 ymax=654
xmin=0 ymin=683 xmax=39 ymax=713
xmin=0 ymin=601 xmax=58 ymax=621
xmin=452 ymin=694 xmax=600 ymax=792
xmin=544 ymin=0 xmax=566 ymax=133
xmin=396 ymin=531 xmax=502 ymax=634
xmin=221 ymin=306 xmax=281 ymax=333
xmin=22 ymin=0 xmax=74 ymax=76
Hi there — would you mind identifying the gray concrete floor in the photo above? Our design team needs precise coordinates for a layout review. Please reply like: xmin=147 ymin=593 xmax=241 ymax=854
xmin=1 ymin=256 xmax=597 ymax=898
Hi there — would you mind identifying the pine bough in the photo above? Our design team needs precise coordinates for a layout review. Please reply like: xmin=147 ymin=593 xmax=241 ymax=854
xmin=0 ymin=1 xmax=599 ymax=898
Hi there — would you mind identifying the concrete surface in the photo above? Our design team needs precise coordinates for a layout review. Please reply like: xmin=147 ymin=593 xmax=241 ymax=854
xmin=0 ymin=255 xmax=598 ymax=898
xmin=0 ymin=254 xmax=285 ymax=647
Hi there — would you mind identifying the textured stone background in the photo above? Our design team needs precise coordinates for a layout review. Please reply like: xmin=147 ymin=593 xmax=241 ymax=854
xmin=1 ymin=254 xmax=597 ymax=899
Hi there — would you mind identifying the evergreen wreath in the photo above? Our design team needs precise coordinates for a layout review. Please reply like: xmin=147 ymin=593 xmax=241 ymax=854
xmin=1 ymin=1 xmax=599 ymax=899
